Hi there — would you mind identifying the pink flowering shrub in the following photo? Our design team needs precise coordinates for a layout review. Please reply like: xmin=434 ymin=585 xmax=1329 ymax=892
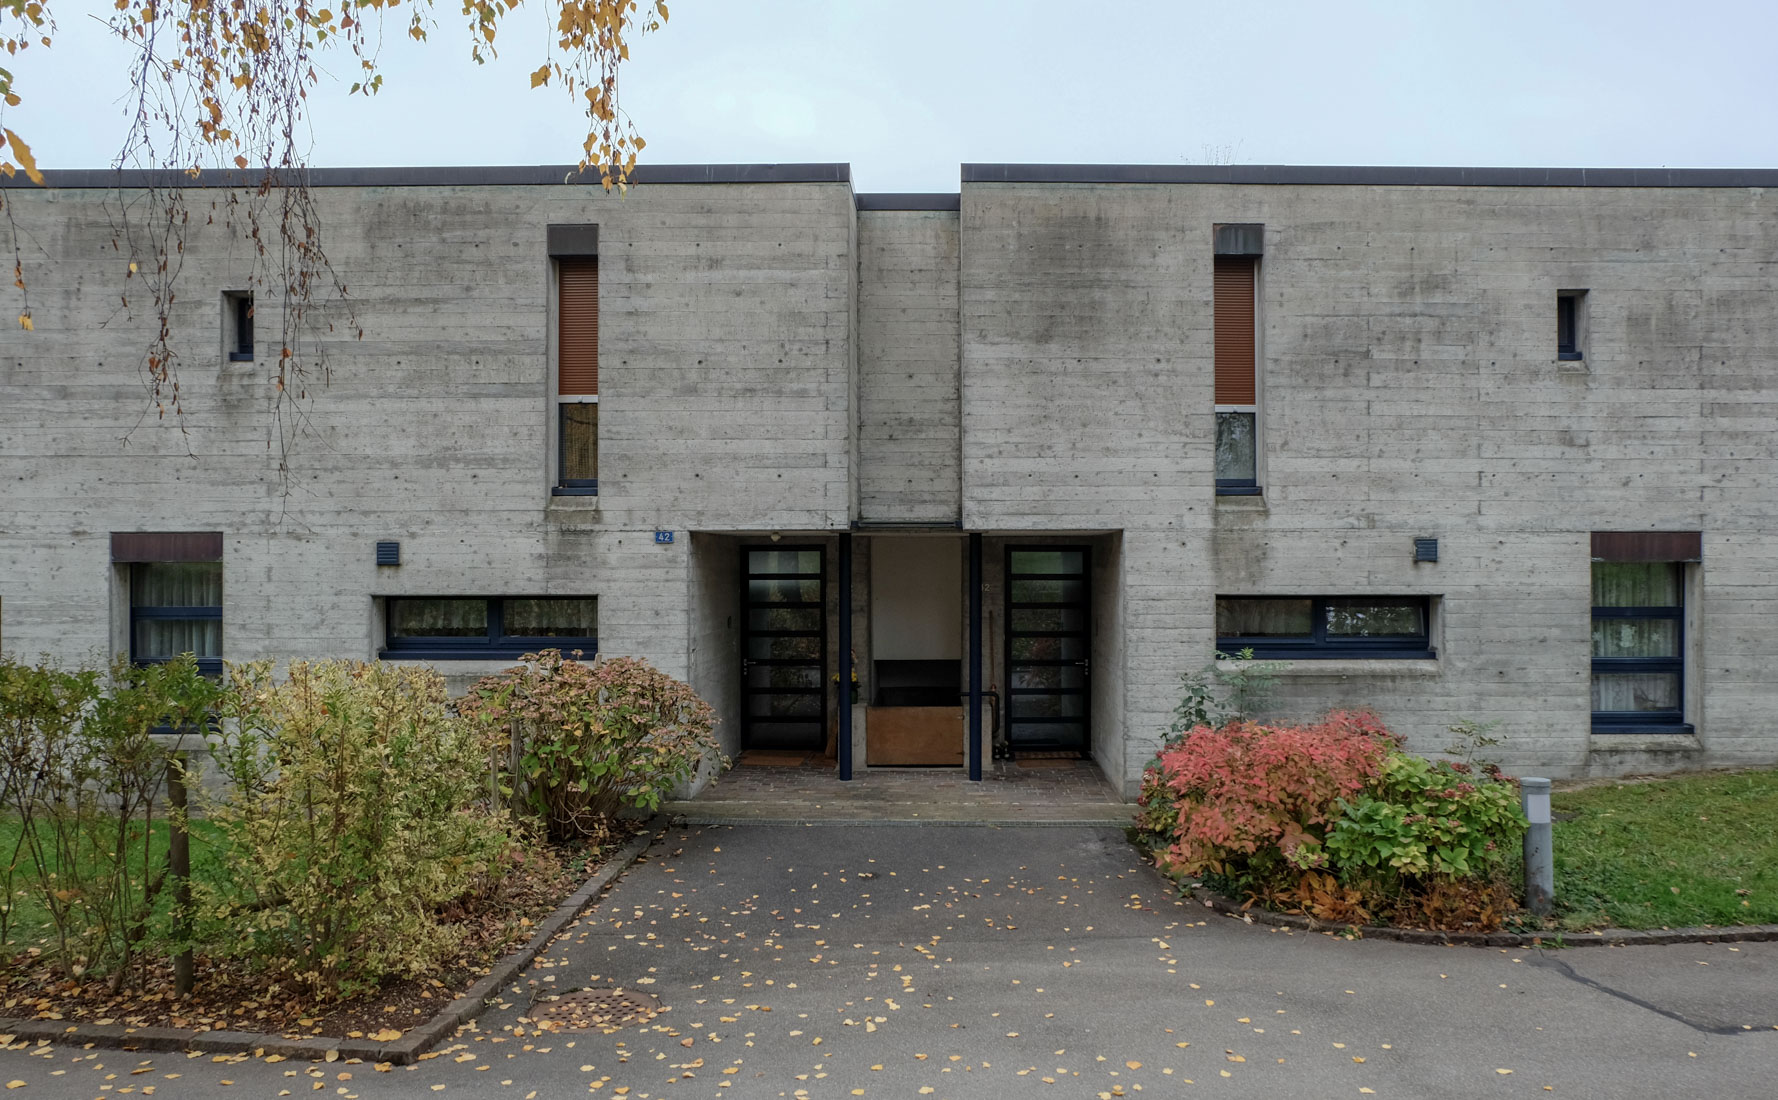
xmin=1140 ymin=708 xmax=1529 ymax=930
xmin=1140 ymin=710 xmax=1398 ymax=880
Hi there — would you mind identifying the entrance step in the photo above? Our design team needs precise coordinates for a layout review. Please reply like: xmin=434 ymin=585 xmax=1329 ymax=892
xmin=665 ymin=758 xmax=1135 ymax=826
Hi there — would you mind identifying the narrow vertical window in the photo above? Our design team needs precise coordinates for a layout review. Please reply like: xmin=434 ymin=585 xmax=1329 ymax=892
xmin=556 ymin=255 xmax=599 ymax=492
xmin=224 ymin=290 xmax=254 ymax=362
xmin=1213 ymin=236 xmax=1260 ymax=494
xmin=1557 ymin=290 xmax=1586 ymax=360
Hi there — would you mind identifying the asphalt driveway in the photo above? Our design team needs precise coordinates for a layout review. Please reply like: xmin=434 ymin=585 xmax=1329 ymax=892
xmin=1 ymin=824 xmax=1774 ymax=1098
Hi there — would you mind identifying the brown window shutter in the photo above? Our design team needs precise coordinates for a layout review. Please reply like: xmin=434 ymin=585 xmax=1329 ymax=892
xmin=1214 ymin=256 xmax=1256 ymax=405
xmin=110 ymin=532 xmax=224 ymax=562
xmin=558 ymin=258 xmax=599 ymax=396
xmin=1591 ymin=531 xmax=1702 ymax=562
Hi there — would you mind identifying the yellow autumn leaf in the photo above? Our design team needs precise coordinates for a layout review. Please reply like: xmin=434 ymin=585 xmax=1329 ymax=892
xmin=2 ymin=128 xmax=43 ymax=185
xmin=372 ymin=1029 xmax=402 ymax=1042
xmin=530 ymin=64 xmax=551 ymax=88
xmin=17 ymin=314 xmax=31 ymax=331
xmin=5 ymin=1083 xmax=22 ymax=1091
xmin=1497 ymin=1068 xmax=1514 ymax=1075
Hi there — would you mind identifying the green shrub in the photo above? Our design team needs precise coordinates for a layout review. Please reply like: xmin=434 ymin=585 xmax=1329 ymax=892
xmin=462 ymin=650 xmax=721 ymax=842
xmin=200 ymin=659 xmax=512 ymax=998
xmin=1322 ymin=752 xmax=1525 ymax=880
xmin=0 ymin=653 xmax=218 ymax=985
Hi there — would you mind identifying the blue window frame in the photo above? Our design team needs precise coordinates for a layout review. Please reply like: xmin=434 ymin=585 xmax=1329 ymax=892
xmin=381 ymin=596 xmax=597 ymax=660
xmin=1591 ymin=563 xmax=1687 ymax=732
xmin=130 ymin=562 xmax=224 ymax=676
xmin=1216 ymin=595 xmax=1434 ymax=659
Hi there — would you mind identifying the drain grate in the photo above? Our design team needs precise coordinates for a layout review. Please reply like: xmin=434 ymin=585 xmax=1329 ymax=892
xmin=531 ymin=987 xmax=663 ymax=1033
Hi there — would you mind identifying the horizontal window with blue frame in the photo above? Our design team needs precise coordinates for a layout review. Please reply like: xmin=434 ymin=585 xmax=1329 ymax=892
xmin=1592 ymin=562 xmax=1687 ymax=733
xmin=1215 ymin=595 xmax=1435 ymax=659
xmin=130 ymin=562 xmax=224 ymax=677
xmin=382 ymin=596 xmax=597 ymax=660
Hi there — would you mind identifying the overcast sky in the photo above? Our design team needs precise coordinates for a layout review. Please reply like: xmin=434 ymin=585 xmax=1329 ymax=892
xmin=11 ymin=0 xmax=1777 ymax=192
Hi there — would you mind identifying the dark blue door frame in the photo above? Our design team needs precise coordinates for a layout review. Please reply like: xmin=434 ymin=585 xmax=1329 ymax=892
xmin=969 ymin=532 xmax=984 ymax=782
xmin=838 ymin=533 xmax=853 ymax=780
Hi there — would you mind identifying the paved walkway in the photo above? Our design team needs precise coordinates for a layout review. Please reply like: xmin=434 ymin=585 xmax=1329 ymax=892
xmin=662 ymin=756 xmax=1135 ymax=825
xmin=4 ymin=825 xmax=1775 ymax=1098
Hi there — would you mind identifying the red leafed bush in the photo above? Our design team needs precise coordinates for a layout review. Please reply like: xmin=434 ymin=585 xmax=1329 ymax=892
xmin=1145 ymin=710 xmax=1399 ymax=877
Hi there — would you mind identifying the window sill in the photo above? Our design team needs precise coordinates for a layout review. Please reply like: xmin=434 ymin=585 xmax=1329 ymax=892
xmin=1215 ymin=485 xmax=1263 ymax=497
xmin=1557 ymin=351 xmax=1585 ymax=362
xmin=1216 ymin=657 xmax=1440 ymax=677
xmin=1214 ymin=492 xmax=1268 ymax=513
xmin=379 ymin=646 xmax=597 ymax=662
xmin=1591 ymin=723 xmax=1694 ymax=736
xmin=552 ymin=485 xmax=599 ymax=497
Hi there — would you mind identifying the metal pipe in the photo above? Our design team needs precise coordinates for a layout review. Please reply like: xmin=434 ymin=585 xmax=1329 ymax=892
xmin=1521 ymin=777 xmax=1554 ymax=916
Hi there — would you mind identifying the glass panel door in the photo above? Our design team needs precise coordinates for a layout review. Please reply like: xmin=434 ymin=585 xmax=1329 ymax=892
xmin=742 ymin=547 xmax=827 ymax=751
xmin=1005 ymin=546 xmax=1091 ymax=756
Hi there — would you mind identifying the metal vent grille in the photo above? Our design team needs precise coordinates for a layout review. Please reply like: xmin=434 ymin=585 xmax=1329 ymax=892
xmin=375 ymin=541 xmax=401 ymax=567
xmin=531 ymin=987 xmax=661 ymax=1033
xmin=1413 ymin=537 xmax=1439 ymax=563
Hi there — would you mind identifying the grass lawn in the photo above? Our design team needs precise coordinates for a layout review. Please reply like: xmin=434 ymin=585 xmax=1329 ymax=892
xmin=1552 ymin=768 xmax=1778 ymax=930
xmin=0 ymin=815 xmax=230 ymax=952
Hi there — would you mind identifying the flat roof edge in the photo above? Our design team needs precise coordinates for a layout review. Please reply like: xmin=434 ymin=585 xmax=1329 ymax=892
xmin=961 ymin=163 xmax=1778 ymax=187
xmin=856 ymin=193 xmax=960 ymax=211
xmin=0 ymin=163 xmax=853 ymax=189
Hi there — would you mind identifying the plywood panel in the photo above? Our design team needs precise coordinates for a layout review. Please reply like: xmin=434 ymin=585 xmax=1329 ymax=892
xmin=866 ymin=705 xmax=964 ymax=766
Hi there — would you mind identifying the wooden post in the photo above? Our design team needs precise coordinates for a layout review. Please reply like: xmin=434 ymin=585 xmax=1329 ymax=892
xmin=167 ymin=753 xmax=194 ymax=996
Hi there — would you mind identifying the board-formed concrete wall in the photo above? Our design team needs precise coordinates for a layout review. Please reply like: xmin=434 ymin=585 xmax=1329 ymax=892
xmin=0 ymin=172 xmax=856 ymax=695
xmin=959 ymin=177 xmax=1778 ymax=790
xmin=856 ymin=209 xmax=962 ymax=524
xmin=6 ymin=165 xmax=1778 ymax=797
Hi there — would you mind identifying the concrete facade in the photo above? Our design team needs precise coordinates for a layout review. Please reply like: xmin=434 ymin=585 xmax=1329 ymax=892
xmin=4 ymin=163 xmax=1776 ymax=796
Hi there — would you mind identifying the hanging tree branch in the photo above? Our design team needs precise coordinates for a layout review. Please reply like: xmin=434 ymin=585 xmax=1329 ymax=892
xmin=1 ymin=0 xmax=664 ymax=477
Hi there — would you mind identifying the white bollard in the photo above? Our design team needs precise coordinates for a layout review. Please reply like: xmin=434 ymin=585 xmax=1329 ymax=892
xmin=1521 ymin=777 xmax=1554 ymax=916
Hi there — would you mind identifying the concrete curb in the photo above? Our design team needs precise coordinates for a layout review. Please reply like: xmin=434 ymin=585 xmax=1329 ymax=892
xmin=0 ymin=822 xmax=661 ymax=1063
xmin=1182 ymin=884 xmax=1778 ymax=949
